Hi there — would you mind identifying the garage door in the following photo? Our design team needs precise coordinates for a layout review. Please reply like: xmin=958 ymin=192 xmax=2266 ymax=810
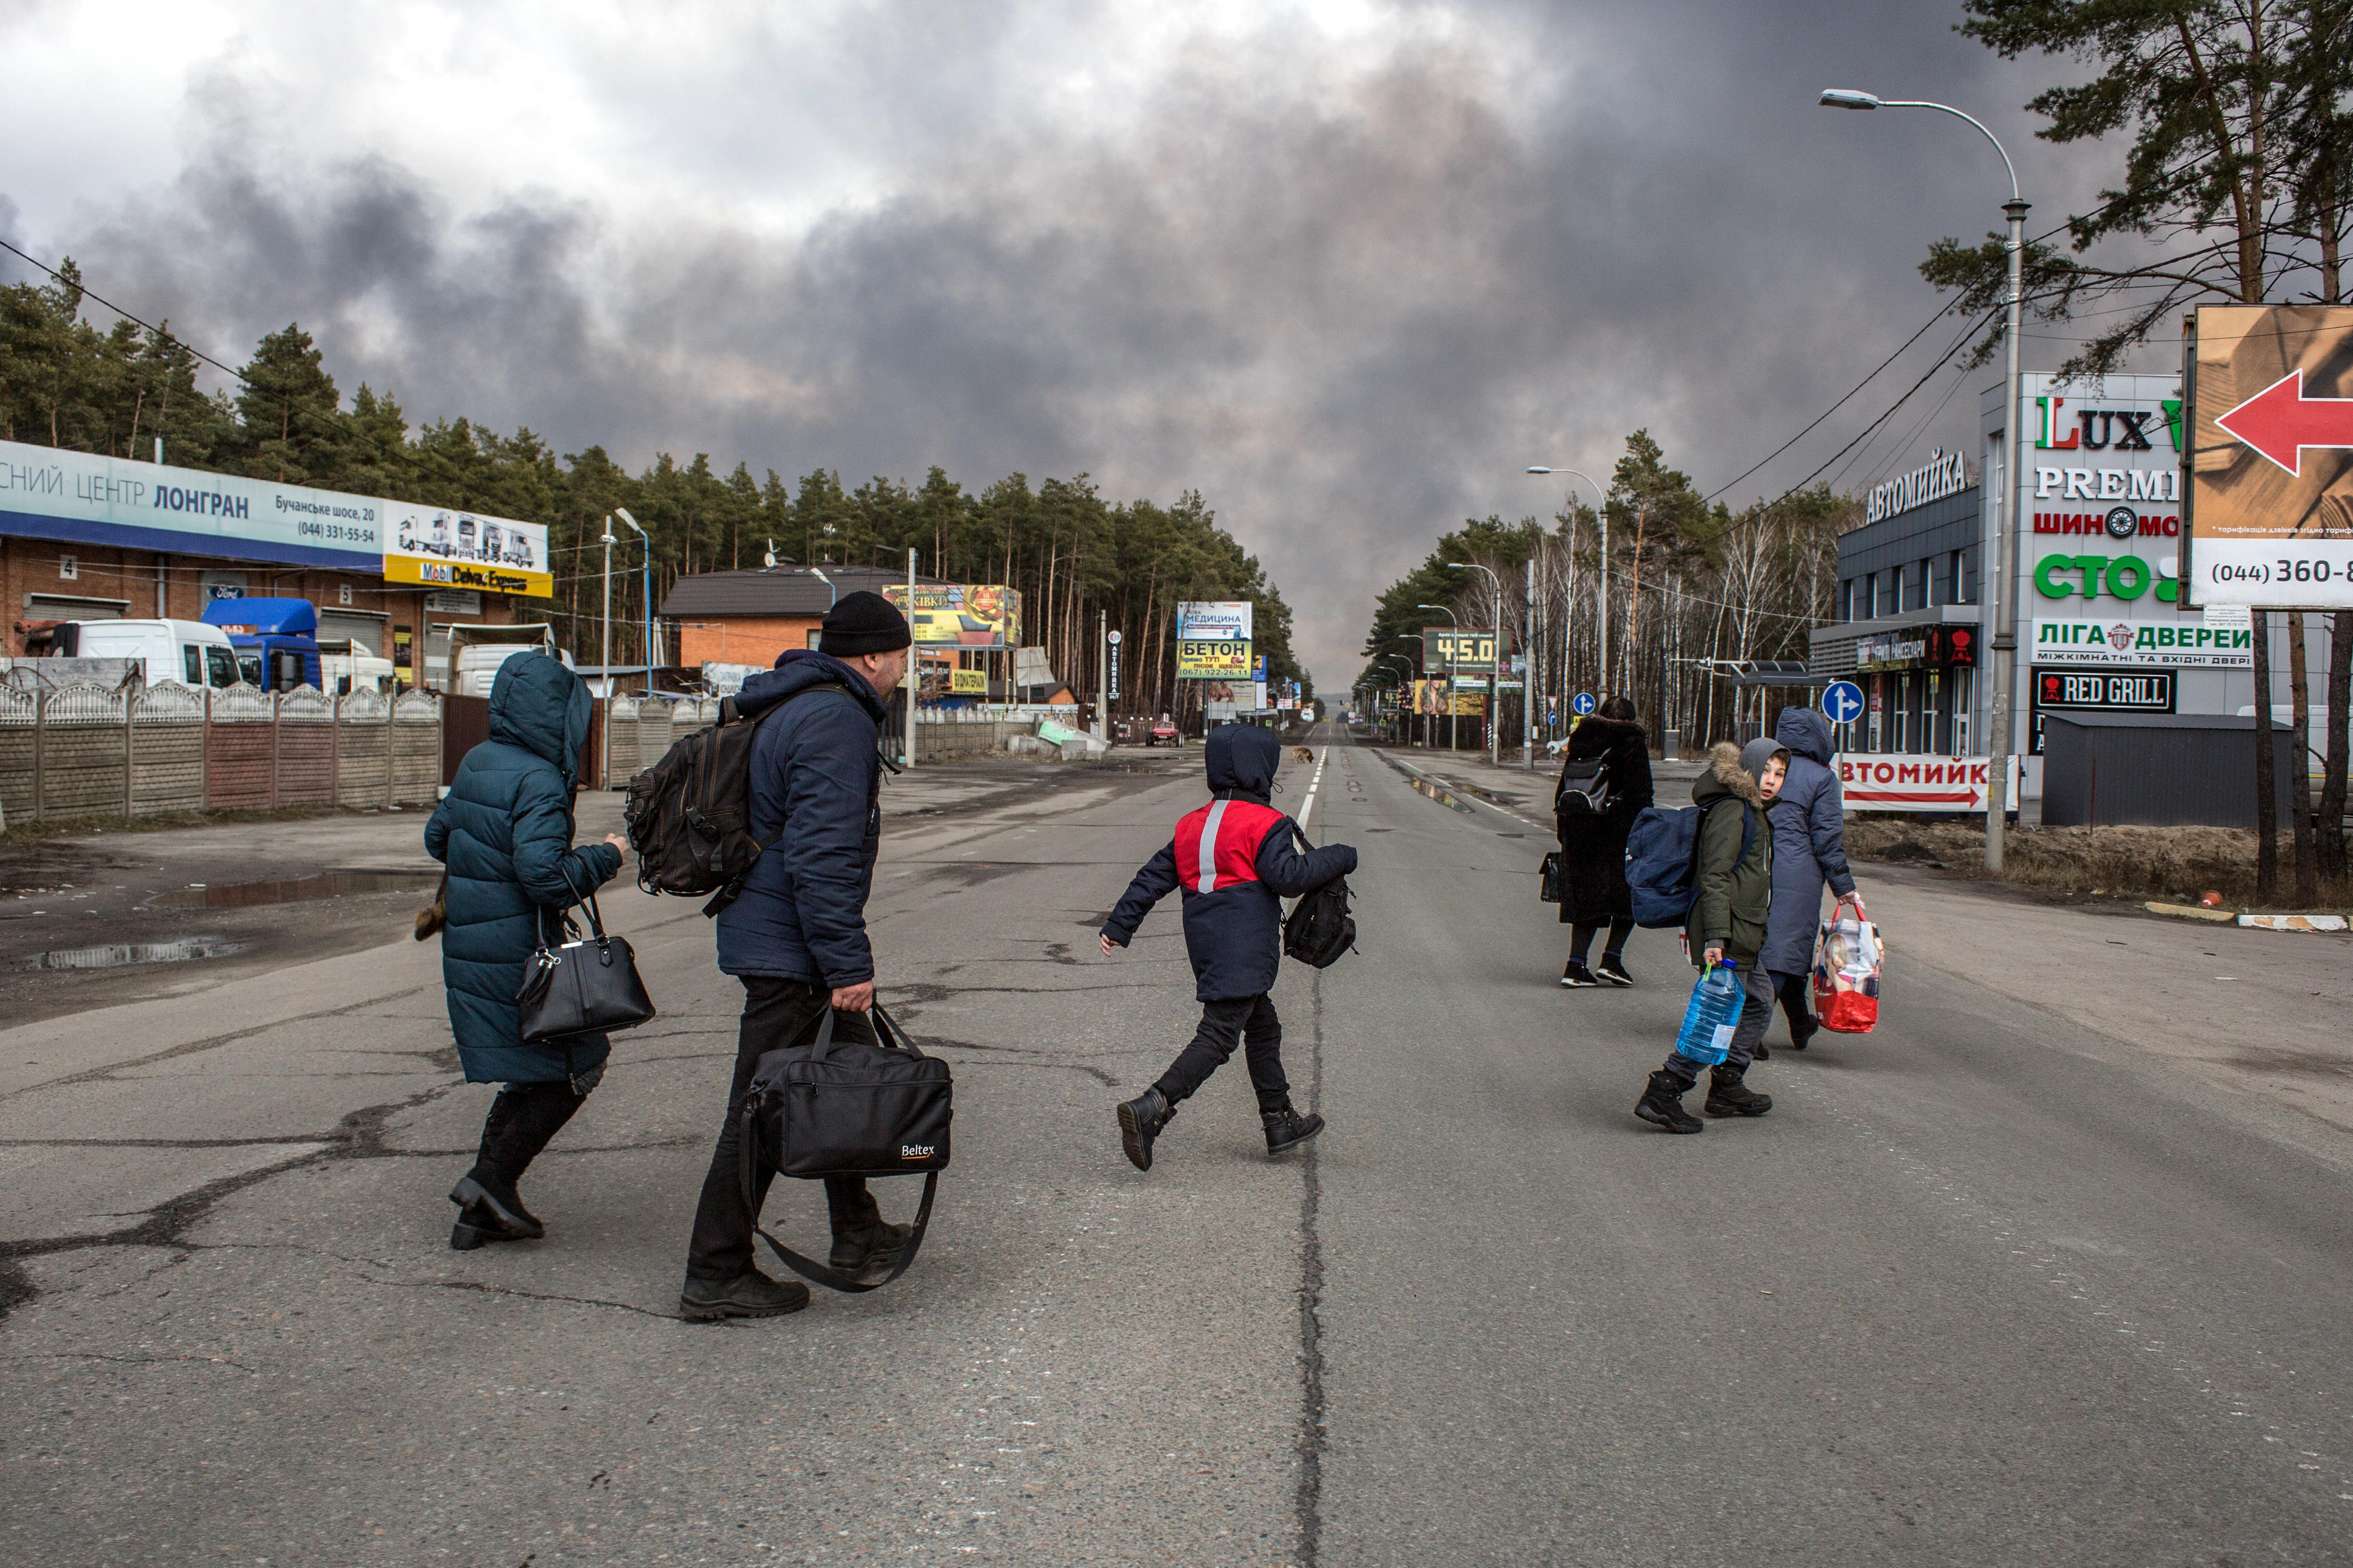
xmin=319 ymin=611 xmax=385 ymax=653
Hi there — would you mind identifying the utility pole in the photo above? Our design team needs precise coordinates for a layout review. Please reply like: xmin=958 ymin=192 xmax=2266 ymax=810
xmin=1096 ymin=608 xmax=1108 ymax=742
xmin=906 ymin=548 xmax=919 ymax=769
xmin=599 ymin=515 xmax=616 ymax=788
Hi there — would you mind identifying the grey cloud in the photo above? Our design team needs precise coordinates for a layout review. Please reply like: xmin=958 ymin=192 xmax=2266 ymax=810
xmin=29 ymin=0 xmax=2135 ymax=689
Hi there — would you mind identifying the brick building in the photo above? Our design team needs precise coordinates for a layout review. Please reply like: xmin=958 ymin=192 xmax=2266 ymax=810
xmin=661 ymin=565 xmax=948 ymax=670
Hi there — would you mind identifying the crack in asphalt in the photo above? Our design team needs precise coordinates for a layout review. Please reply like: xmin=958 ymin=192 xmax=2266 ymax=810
xmin=365 ymin=1275 xmax=680 ymax=1321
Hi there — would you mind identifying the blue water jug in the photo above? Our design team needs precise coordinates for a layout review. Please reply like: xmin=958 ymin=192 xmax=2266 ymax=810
xmin=1672 ymin=960 xmax=1744 ymax=1067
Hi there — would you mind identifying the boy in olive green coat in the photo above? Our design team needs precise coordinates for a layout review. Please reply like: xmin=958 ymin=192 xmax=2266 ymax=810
xmin=1634 ymin=739 xmax=1784 ymax=1133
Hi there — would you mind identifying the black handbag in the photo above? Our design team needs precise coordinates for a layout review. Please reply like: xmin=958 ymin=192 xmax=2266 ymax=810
xmin=515 ymin=872 xmax=656 ymax=1044
xmin=1281 ymin=826 xmax=1357 ymax=969
xmin=740 ymin=1004 xmax=951 ymax=1293
xmin=1539 ymin=850 xmax=1563 ymax=903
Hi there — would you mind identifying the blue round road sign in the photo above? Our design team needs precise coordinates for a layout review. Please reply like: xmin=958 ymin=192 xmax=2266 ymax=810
xmin=1571 ymin=692 xmax=1597 ymax=716
xmin=1822 ymin=680 xmax=1865 ymax=726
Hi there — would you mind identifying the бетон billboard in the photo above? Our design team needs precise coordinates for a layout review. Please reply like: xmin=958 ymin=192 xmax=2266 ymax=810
xmin=1177 ymin=601 xmax=1251 ymax=680
xmin=2185 ymin=303 xmax=2353 ymax=607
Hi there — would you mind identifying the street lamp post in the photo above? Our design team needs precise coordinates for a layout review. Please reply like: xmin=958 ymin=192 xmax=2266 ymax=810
xmin=1450 ymin=562 xmax=1507 ymax=767
xmin=1380 ymin=653 xmax=1416 ymax=745
xmin=616 ymin=508 xmax=652 ymax=692
xmin=1527 ymin=466 xmax=1609 ymax=702
xmin=1417 ymin=608 xmax=1458 ymax=752
xmin=1391 ymin=637 xmax=1427 ymax=746
xmin=1820 ymin=87 xmax=2025 ymax=873
xmin=599 ymin=515 xmax=618 ymax=788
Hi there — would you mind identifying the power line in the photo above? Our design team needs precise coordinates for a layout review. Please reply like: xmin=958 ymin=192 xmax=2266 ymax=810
xmin=0 ymin=238 xmax=251 ymax=388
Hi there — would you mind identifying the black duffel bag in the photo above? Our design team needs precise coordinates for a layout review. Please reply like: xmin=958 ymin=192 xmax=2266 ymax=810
xmin=739 ymin=1004 xmax=951 ymax=1293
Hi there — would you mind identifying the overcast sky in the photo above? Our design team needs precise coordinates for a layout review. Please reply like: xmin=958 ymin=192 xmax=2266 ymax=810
xmin=1 ymin=0 xmax=2149 ymax=690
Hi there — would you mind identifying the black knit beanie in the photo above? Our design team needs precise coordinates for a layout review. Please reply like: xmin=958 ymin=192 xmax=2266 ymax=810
xmin=819 ymin=589 xmax=913 ymax=657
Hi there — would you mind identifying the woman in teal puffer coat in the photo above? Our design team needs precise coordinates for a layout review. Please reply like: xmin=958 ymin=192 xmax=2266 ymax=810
xmin=424 ymin=652 xmax=625 ymax=1251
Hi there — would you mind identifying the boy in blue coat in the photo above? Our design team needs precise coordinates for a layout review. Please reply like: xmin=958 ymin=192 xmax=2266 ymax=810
xmin=1099 ymin=725 xmax=1357 ymax=1170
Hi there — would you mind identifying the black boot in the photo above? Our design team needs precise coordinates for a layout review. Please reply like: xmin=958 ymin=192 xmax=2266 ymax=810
xmin=449 ymin=1083 xmax=585 ymax=1241
xmin=1634 ymin=1070 xmax=1703 ymax=1133
xmin=1704 ymin=1063 xmax=1773 ymax=1117
xmin=1116 ymin=1087 xmax=1176 ymax=1171
xmin=449 ymin=1203 xmax=525 ymax=1251
xmin=679 ymin=1270 xmax=810 ymax=1322
xmin=1262 ymin=1103 xmax=1325 ymax=1156
xmin=829 ymin=1220 xmax=913 ymax=1284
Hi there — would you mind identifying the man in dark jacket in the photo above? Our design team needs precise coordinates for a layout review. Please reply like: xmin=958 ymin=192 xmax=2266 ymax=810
xmin=1633 ymin=739 xmax=1781 ymax=1135
xmin=679 ymin=590 xmax=914 ymax=1322
xmin=426 ymin=652 xmax=626 ymax=1250
xmin=1762 ymin=706 xmax=1863 ymax=1049
xmin=1099 ymin=725 xmax=1357 ymax=1170
xmin=1552 ymin=696 xmax=1653 ymax=987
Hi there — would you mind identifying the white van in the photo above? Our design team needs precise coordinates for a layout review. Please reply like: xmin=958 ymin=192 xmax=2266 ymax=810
xmin=55 ymin=619 xmax=242 ymax=689
xmin=318 ymin=640 xmax=398 ymax=696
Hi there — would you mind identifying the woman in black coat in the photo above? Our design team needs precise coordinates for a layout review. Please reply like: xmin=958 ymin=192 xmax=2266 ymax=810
xmin=1553 ymin=696 xmax=1654 ymax=988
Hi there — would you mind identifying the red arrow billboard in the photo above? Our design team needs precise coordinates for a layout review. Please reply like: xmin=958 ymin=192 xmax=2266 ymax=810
xmin=2186 ymin=303 xmax=2353 ymax=608
xmin=2213 ymin=368 xmax=2353 ymax=476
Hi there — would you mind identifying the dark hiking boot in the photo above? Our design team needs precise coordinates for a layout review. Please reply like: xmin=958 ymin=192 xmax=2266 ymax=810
xmin=1634 ymin=1070 xmax=1703 ymax=1134
xmin=1704 ymin=1064 xmax=1773 ymax=1118
xmin=1596 ymin=953 xmax=1635 ymax=987
xmin=679 ymin=1269 xmax=811 ymax=1323
xmin=829 ymin=1220 xmax=912 ymax=1285
xmin=450 ymin=1173 xmax=544 ymax=1239
xmin=1116 ymin=1088 xmax=1176 ymax=1172
xmin=1561 ymin=960 xmax=1598 ymax=989
xmin=449 ymin=1203 xmax=526 ymax=1251
xmin=1262 ymin=1105 xmax=1326 ymax=1156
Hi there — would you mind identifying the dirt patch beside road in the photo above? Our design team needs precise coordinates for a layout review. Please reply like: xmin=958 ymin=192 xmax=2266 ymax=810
xmin=1845 ymin=818 xmax=2352 ymax=913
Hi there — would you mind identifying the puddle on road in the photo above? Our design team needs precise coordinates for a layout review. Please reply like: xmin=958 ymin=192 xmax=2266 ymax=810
xmin=154 ymin=870 xmax=441 ymax=909
xmin=24 ymin=936 xmax=245 ymax=970
xmin=1405 ymin=776 xmax=1477 ymax=815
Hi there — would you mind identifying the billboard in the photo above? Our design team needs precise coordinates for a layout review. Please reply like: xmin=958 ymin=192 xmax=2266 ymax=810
xmin=1422 ymin=629 xmax=1497 ymax=672
xmin=0 ymin=437 xmax=384 ymax=571
xmin=2187 ymin=304 xmax=2353 ymax=606
xmin=881 ymin=584 xmax=1022 ymax=647
xmin=1176 ymin=602 xmax=1252 ymax=642
xmin=1835 ymin=754 xmax=2021 ymax=814
xmin=949 ymin=668 xmax=988 ymax=694
xmin=383 ymin=500 xmax=551 ymax=599
xmin=1178 ymin=638 xmax=1252 ymax=680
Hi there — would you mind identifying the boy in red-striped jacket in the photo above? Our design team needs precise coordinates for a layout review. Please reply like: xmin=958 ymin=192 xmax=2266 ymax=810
xmin=1098 ymin=725 xmax=1357 ymax=1170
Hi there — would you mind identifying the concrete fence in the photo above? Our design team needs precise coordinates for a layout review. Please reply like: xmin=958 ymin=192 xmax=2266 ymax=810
xmin=598 ymin=696 xmax=721 ymax=788
xmin=0 ymin=683 xmax=442 ymax=824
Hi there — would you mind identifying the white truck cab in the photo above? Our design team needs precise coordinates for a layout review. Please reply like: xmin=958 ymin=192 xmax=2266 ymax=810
xmin=54 ymin=619 xmax=242 ymax=688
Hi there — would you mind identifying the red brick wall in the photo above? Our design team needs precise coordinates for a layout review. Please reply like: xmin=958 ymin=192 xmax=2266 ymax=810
xmin=676 ymin=616 xmax=821 ymax=670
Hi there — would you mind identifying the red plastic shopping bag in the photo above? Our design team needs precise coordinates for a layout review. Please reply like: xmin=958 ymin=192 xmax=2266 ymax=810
xmin=1811 ymin=915 xmax=1881 ymax=1035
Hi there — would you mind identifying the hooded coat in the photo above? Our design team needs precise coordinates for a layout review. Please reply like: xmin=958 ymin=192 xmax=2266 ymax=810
xmin=1762 ymin=707 xmax=1857 ymax=976
xmin=1102 ymin=725 xmax=1358 ymax=1001
xmin=1551 ymin=715 xmax=1654 ymax=924
xmin=1685 ymin=741 xmax=1772 ymax=969
xmin=424 ymin=652 xmax=622 ymax=1085
xmin=715 ymin=649 xmax=891 ymax=986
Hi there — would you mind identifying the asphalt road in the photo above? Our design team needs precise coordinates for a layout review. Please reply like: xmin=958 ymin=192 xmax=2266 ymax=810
xmin=3 ymin=725 xmax=2349 ymax=1565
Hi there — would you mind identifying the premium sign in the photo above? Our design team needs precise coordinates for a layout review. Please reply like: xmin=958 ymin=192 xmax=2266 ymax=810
xmin=1834 ymin=753 xmax=2019 ymax=815
xmin=383 ymin=500 xmax=551 ymax=599
xmin=0 ymin=438 xmax=383 ymax=569
xmin=2032 ymin=618 xmax=2252 ymax=668
xmin=2186 ymin=304 xmax=2353 ymax=607
xmin=1865 ymin=448 xmax=1971 ymax=523
xmin=881 ymin=584 xmax=1021 ymax=647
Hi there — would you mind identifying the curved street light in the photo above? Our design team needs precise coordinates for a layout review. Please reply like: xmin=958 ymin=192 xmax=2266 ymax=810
xmin=1417 ymin=606 xmax=1460 ymax=752
xmin=1529 ymin=465 xmax=1612 ymax=699
xmin=1819 ymin=88 xmax=2027 ymax=873
xmin=1449 ymin=562 xmax=1508 ymax=766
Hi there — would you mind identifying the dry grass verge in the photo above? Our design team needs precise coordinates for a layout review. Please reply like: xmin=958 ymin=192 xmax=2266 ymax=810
xmin=0 ymin=804 xmax=371 ymax=845
xmin=1844 ymin=818 xmax=2353 ymax=913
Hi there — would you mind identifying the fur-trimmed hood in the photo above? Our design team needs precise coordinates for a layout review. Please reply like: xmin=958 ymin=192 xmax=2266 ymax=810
xmin=1692 ymin=740 xmax=1763 ymax=809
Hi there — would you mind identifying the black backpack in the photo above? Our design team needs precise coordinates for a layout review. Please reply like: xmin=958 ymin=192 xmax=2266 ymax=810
xmin=1282 ymin=827 xmax=1357 ymax=968
xmin=622 ymin=681 xmax=843 ymax=916
xmin=1556 ymin=753 xmax=1614 ymax=815
xmin=739 ymin=1005 xmax=950 ymax=1293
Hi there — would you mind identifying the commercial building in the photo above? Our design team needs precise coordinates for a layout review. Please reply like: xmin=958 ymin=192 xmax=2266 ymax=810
xmin=1810 ymin=372 xmax=2315 ymax=806
xmin=1 ymin=439 xmax=540 ymax=686
xmin=658 ymin=565 xmax=944 ymax=671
